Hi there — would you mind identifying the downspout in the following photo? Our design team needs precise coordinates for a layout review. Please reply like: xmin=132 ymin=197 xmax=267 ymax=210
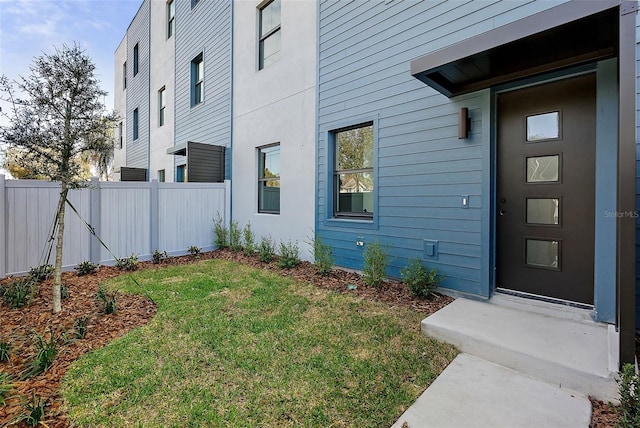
xmin=229 ymin=0 xmax=234 ymax=224
xmin=617 ymin=1 xmax=637 ymax=366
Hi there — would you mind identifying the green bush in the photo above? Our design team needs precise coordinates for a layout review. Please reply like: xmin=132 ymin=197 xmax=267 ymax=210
xmin=152 ymin=249 xmax=168 ymax=264
xmin=116 ymin=254 xmax=139 ymax=271
xmin=243 ymin=223 xmax=256 ymax=256
xmin=21 ymin=329 xmax=58 ymax=379
xmin=188 ymin=246 xmax=201 ymax=259
xmin=309 ymin=234 xmax=334 ymax=276
xmin=0 ymin=341 xmax=9 ymax=362
xmin=363 ymin=240 xmax=388 ymax=288
xmin=28 ymin=264 xmax=53 ymax=282
xmin=73 ymin=317 xmax=89 ymax=339
xmin=617 ymin=363 xmax=640 ymax=427
xmin=75 ymin=260 xmax=99 ymax=276
xmin=213 ymin=213 xmax=229 ymax=248
xmin=95 ymin=286 xmax=117 ymax=314
xmin=258 ymin=236 xmax=276 ymax=263
xmin=61 ymin=284 xmax=70 ymax=299
xmin=0 ymin=277 xmax=37 ymax=308
xmin=278 ymin=240 xmax=301 ymax=269
xmin=229 ymin=220 xmax=242 ymax=253
xmin=401 ymin=259 xmax=442 ymax=299
xmin=0 ymin=372 xmax=14 ymax=406
xmin=21 ymin=392 xmax=47 ymax=427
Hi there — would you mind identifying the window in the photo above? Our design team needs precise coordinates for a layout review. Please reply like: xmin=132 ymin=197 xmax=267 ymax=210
xmin=191 ymin=53 xmax=203 ymax=106
xmin=118 ymin=121 xmax=123 ymax=149
xmin=158 ymin=87 xmax=166 ymax=126
xmin=333 ymin=123 xmax=374 ymax=218
xmin=158 ymin=169 xmax=165 ymax=182
xmin=191 ymin=0 xmax=199 ymax=8
xmin=259 ymin=0 xmax=281 ymax=70
xmin=133 ymin=108 xmax=139 ymax=140
xmin=176 ymin=165 xmax=186 ymax=182
xmin=167 ymin=0 xmax=175 ymax=38
xmin=133 ymin=43 xmax=139 ymax=76
xmin=258 ymin=144 xmax=280 ymax=213
xmin=123 ymin=62 xmax=127 ymax=89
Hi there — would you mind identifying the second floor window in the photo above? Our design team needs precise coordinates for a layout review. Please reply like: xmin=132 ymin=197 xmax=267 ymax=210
xmin=118 ymin=121 xmax=123 ymax=149
xmin=158 ymin=87 xmax=166 ymax=126
xmin=191 ymin=53 xmax=203 ymax=106
xmin=133 ymin=43 xmax=139 ymax=76
xmin=123 ymin=62 xmax=127 ymax=89
xmin=133 ymin=108 xmax=139 ymax=140
xmin=167 ymin=0 xmax=175 ymax=38
xmin=259 ymin=0 xmax=281 ymax=70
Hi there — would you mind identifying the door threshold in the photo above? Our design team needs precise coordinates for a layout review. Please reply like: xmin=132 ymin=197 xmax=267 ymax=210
xmin=494 ymin=288 xmax=596 ymax=323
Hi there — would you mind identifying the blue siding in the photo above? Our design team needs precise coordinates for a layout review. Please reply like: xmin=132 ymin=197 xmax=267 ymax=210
xmin=126 ymin=0 xmax=150 ymax=170
xmin=316 ymin=0 xmax=571 ymax=298
xmin=174 ymin=0 xmax=232 ymax=179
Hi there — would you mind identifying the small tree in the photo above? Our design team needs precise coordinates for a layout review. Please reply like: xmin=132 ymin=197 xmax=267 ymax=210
xmin=0 ymin=43 xmax=118 ymax=313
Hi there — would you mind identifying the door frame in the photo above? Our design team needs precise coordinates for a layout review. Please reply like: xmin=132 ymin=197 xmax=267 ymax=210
xmin=490 ymin=63 xmax=619 ymax=314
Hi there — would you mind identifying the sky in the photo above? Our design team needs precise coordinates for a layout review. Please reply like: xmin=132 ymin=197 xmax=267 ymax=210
xmin=0 ymin=0 xmax=143 ymax=175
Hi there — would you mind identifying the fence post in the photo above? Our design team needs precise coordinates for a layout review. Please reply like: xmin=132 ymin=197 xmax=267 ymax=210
xmin=224 ymin=179 xmax=231 ymax=228
xmin=0 ymin=175 xmax=6 ymax=279
xmin=89 ymin=177 xmax=101 ymax=264
xmin=150 ymin=179 xmax=159 ymax=255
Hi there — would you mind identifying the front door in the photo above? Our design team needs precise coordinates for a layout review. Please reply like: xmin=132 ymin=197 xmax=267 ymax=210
xmin=496 ymin=74 xmax=596 ymax=305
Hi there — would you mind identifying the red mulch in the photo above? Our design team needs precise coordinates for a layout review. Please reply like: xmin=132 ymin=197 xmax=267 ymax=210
xmin=0 ymin=248 xmax=633 ymax=427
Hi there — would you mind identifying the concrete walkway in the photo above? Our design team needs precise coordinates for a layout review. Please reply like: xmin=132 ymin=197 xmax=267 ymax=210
xmin=392 ymin=296 xmax=618 ymax=427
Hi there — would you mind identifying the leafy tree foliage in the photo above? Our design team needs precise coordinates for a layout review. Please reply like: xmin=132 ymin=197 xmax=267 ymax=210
xmin=0 ymin=43 xmax=118 ymax=312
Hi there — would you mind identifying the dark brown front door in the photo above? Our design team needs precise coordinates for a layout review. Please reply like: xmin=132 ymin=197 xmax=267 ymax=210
xmin=496 ymin=74 xmax=595 ymax=304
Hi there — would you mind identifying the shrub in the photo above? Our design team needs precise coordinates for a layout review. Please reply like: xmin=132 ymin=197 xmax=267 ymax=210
xmin=309 ymin=234 xmax=334 ymax=276
xmin=188 ymin=246 xmax=201 ymax=259
xmin=363 ymin=240 xmax=388 ymax=288
xmin=60 ymin=284 xmax=69 ymax=299
xmin=95 ymin=286 xmax=117 ymax=314
xmin=401 ymin=259 xmax=442 ymax=299
xmin=28 ymin=264 xmax=53 ymax=282
xmin=152 ymin=249 xmax=168 ymax=264
xmin=617 ymin=363 xmax=640 ymax=428
xmin=75 ymin=260 xmax=99 ymax=276
xmin=0 ymin=341 xmax=9 ymax=362
xmin=116 ymin=253 xmax=139 ymax=271
xmin=229 ymin=220 xmax=243 ymax=253
xmin=20 ymin=392 xmax=47 ymax=427
xmin=278 ymin=240 xmax=301 ymax=269
xmin=258 ymin=236 xmax=276 ymax=263
xmin=0 ymin=372 xmax=14 ymax=406
xmin=0 ymin=277 xmax=37 ymax=308
xmin=213 ymin=212 xmax=229 ymax=248
xmin=73 ymin=317 xmax=89 ymax=339
xmin=243 ymin=223 xmax=256 ymax=256
xmin=21 ymin=329 xmax=58 ymax=379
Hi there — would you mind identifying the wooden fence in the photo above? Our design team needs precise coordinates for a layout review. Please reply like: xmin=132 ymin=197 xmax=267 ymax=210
xmin=0 ymin=175 xmax=230 ymax=278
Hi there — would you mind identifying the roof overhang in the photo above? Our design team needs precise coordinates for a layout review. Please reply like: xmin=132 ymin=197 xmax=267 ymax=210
xmin=167 ymin=142 xmax=187 ymax=156
xmin=410 ymin=0 xmax=620 ymax=97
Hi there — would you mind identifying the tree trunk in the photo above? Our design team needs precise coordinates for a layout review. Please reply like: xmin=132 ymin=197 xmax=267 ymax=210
xmin=52 ymin=184 xmax=69 ymax=313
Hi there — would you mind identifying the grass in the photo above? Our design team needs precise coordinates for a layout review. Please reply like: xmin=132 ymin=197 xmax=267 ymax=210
xmin=60 ymin=259 xmax=456 ymax=427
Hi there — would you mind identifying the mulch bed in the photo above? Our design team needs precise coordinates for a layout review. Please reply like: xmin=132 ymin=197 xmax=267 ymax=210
xmin=0 ymin=248 xmax=634 ymax=427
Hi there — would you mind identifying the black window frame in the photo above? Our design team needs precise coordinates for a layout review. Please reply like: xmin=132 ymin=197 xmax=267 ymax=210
xmin=118 ymin=121 xmax=123 ymax=149
xmin=258 ymin=0 xmax=281 ymax=70
xmin=332 ymin=122 xmax=375 ymax=219
xmin=158 ymin=86 xmax=166 ymax=127
xmin=258 ymin=143 xmax=280 ymax=214
xmin=123 ymin=61 xmax=127 ymax=89
xmin=133 ymin=108 xmax=139 ymax=141
xmin=167 ymin=0 xmax=175 ymax=38
xmin=191 ymin=53 xmax=204 ymax=106
xmin=133 ymin=43 xmax=139 ymax=77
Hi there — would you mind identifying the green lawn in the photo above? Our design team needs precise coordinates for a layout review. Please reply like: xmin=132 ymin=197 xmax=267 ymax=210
xmin=60 ymin=259 xmax=456 ymax=427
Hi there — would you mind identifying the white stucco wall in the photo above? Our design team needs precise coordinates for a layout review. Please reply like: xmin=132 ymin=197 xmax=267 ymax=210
xmin=232 ymin=0 xmax=317 ymax=260
xmin=112 ymin=37 xmax=127 ymax=181
xmin=149 ymin=0 xmax=175 ymax=182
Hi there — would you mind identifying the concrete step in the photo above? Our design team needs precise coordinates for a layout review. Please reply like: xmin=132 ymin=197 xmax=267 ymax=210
xmin=422 ymin=297 xmax=618 ymax=401
xmin=391 ymin=353 xmax=592 ymax=428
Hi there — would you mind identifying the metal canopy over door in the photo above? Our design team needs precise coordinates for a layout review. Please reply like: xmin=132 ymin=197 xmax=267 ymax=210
xmin=496 ymin=74 xmax=596 ymax=305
